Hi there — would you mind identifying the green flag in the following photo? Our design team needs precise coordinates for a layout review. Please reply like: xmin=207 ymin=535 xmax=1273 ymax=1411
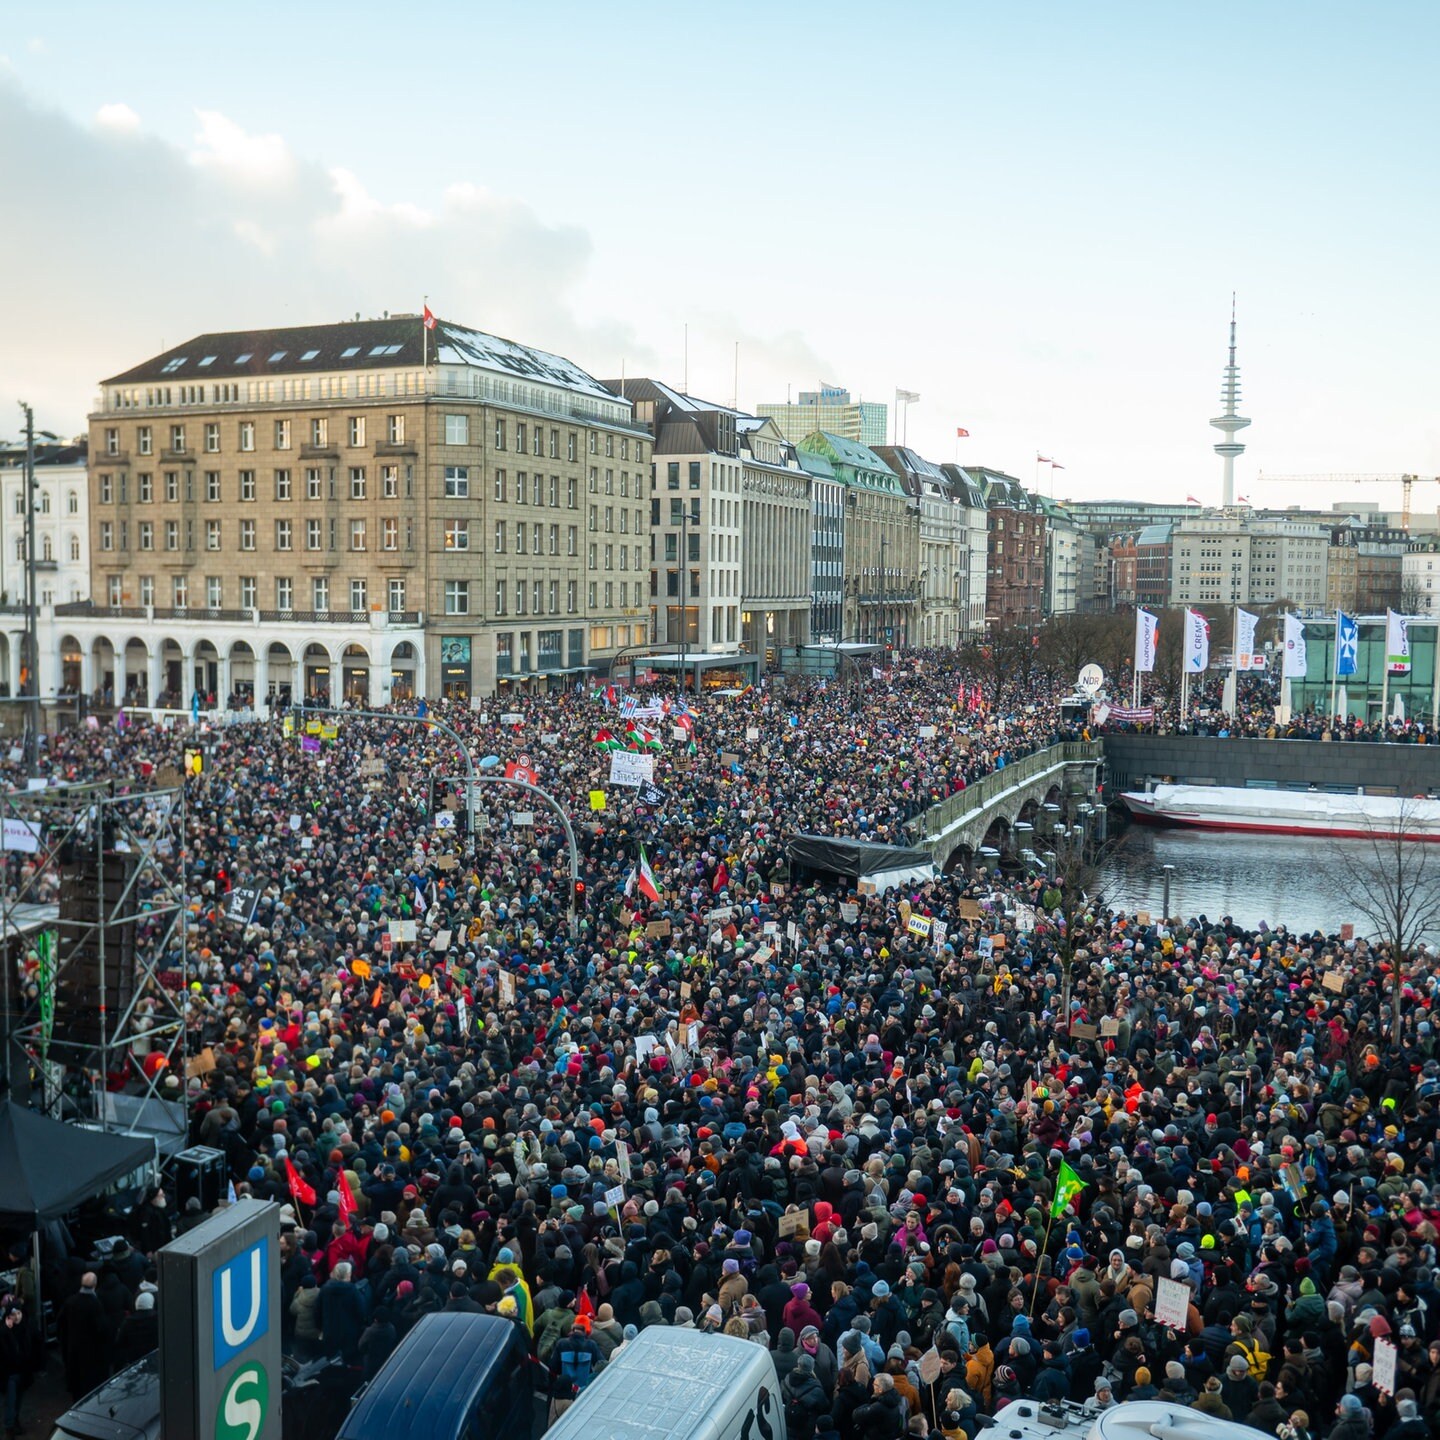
xmin=1051 ymin=1159 xmax=1087 ymax=1217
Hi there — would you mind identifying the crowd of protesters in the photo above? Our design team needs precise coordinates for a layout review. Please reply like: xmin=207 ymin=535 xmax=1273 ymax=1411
xmin=1 ymin=649 xmax=1439 ymax=1440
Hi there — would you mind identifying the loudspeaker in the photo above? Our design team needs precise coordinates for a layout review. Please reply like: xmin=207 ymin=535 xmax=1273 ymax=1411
xmin=51 ymin=850 xmax=139 ymax=1047
xmin=173 ymin=1145 xmax=228 ymax=1213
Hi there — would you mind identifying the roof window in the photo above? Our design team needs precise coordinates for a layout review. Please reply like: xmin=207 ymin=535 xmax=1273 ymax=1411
xmin=160 ymin=358 xmax=186 ymax=373
xmin=300 ymin=349 xmax=320 ymax=361
xmin=268 ymin=350 xmax=288 ymax=362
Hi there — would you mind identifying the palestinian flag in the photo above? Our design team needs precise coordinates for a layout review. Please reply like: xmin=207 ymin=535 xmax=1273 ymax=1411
xmin=626 ymin=723 xmax=663 ymax=752
xmin=636 ymin=846 xmax=662 ymax=904
xmin=592 ymin=728 xmax=623 ymax=751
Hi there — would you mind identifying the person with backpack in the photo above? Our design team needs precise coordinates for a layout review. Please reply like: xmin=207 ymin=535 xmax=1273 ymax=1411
xmin=549 ymin=1313 xmax=604 ymax=1423
xmin=783 ymin=1353 xmax=832 ymax=1440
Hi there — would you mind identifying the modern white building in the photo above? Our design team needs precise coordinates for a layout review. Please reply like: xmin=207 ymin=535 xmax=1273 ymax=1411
xmin=1041 ymin=498 xmax=1083 ymax=617
xmin=737 ymin=416 xmax=812 ymax=662
xmin=1169 ymin=512 xmax=1328 ymax=610
xmin=1405 ymin=541 xmax=1440 ymax=616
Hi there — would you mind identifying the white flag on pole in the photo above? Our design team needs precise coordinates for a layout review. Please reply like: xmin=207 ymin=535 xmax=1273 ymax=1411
xmin=1134 ymin=609 xmax=1159 ymax=673
xmin=1282 ymin=615 xmax=1308 ymax=677
xmin=1183 ymin=609 xmax=1210 ymax=673
xmin=1386 ymin=609 xmax=1412 ymax=673
xmin=1235 ymin=608 xmax=1258 ymax=667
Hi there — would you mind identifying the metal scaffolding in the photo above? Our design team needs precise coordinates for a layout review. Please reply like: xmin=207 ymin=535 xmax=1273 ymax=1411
xmin=1 ymin=776 xmax=188 ymax=1133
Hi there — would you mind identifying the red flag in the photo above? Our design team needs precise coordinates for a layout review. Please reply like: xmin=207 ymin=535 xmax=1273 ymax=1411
xmin=575 ymin=1288 xmax=595 ymax=1322
xmin=371 ymin=984 xmax=383 ymax=1009
xmin=422 ymin=305 xmax=437 ymax=330
xmin=1036 ymin=454 xmax=1052 ymax=464
xmin=1186 ymin=495 xmax=1202 ymax=504
xmin=285 ymin=1157 xmax=316 ymax=1208
xmin=1050 ymin=461 xmax=1065 ymax=470
xmin=336 ymin=1168 xmax=357 ymax=1227
xmin=955 ymin=427 xmax=970 ymax=438
xmin=712 ymin=861 xmax=729 ymax=893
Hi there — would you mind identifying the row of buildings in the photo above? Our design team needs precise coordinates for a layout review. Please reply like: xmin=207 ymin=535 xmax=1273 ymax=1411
xmin=3 ymin=312 xmax=1434 ymax=713
xmin=0 ymin=318 xmax=1090 ymax=710
xmin=1076 ymin=499 xmax=1433 ymax=618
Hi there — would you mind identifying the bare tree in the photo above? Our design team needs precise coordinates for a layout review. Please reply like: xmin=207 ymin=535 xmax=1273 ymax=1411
xmin=1400 ymin=576 xmax=1430 ymax=617
xmin=1334 ymin=798 xmax=1440 ymax=1039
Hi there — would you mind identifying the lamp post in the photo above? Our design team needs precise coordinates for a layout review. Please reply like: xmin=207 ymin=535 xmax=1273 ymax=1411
xmin=1162 ymin=862 xmax=1175 ymax=920
xmin=15 ymin=405 xmax=55 ymax=775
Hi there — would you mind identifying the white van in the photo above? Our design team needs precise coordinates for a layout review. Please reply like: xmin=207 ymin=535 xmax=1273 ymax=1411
xmin=542 ymin=1327 xmax=785 ymax=1440
xmin=988 ymin=1398 xmax=1270 ymax=1440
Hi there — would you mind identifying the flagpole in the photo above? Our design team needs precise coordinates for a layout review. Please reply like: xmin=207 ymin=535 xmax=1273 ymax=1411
xmin=422 ymin=294 xmax=428 ymax=370
xmin=1382 ymin=612 xmax=1391 ymax=725
xmin=1030 ymin=1204 xmax=1059 ymax=1317
xmin=1329 ymin=613 xmax=1338 ymax=722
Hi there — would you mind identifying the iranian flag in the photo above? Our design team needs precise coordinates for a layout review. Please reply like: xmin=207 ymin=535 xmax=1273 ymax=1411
xmin=636 ymin=846 xmax=662 ymax=904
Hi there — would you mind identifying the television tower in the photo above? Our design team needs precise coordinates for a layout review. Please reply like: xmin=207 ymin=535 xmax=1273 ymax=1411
xmin=1210 ymin=296 xmax=1250 ymax=508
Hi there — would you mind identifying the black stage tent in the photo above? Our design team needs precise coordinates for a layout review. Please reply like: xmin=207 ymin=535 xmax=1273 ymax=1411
xmin=786 ymin=833 xmax=936 ymax=881
xmin=0 ymin=1100 xmax=155 ymax=1223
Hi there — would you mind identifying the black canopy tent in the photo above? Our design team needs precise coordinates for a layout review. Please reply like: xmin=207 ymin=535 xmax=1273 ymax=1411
xmin=786 ymin=833 xmax=937 ymax=885
xmin=0 ymin=1100 xmax=156 ymax=1224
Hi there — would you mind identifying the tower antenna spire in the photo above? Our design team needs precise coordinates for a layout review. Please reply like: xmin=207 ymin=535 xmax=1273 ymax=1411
xmin=1210 ymin=296 xmax=1250 ymax=508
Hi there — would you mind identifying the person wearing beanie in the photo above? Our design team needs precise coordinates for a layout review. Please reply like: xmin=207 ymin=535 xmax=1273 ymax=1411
xmin=1328 ymin=1393 xmax=1369 ymax=1440
xmin=1388 ymin=1397 xmax=1428 ymax=1440
xmin=784 ymin=1283 xmax=823 ymax=1339
xmin=780 ymin=1350 xmax=830 ymax=1440
xmin=548 ymin=1313 xmax=604 ymax=1423
xmin=1193 ymin=1376 xmax=1233 ymax=1420
xmin=1128 ymin=1365 xmax=1159 ymax=1402
xmin=1222 ymin=1352 xmax=1259 ymax=1418
xmin=1159 ymin=1359 xmax=1197 ymax=1405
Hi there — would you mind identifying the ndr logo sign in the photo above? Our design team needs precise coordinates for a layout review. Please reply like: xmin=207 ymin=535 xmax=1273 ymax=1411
xmin=212 ymin=1241 xmax=269 ymax=1369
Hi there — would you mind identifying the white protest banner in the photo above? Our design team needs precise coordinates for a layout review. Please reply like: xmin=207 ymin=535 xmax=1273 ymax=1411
xmin=512 ymin=812 xmax=535 ymax=828
xmin=635 ymin=1035 xmax=659 ymax=1062
xmin=1154 ymin=1276 xmax=1190 ymax=1330
xmin=615 ymin=1139 xmax=631 ymax=1181
xmin=1 ymin=818 xmax=41 ymax=854
xmin=608 ymin=750 xmax=655 ymax=787
xmin=604 ymin=1184 xmax=625 ymax=1211
xmin=434 ymin=811 xmax=456 ymax=830
xmin=673 ymin=725 xmax=689 ymax=742
xmin=500 ymin=711 xmax=524 ymax=725
xmin=907 ymin=914 xmax=932 ymax=938
xmin=918 ymin=726 xmax=937 ymax=740
xmin=840 ymin=902 xmax=859 ymax=923
xmin=1373 ymin=1336 xmax=1398 ymax=1395
xmin=496 ymin=969 xmax=516 ymax=1005
xmin=931 ymin=918 xmax=948 ymax=950
xmin=746 ymin=727 xmax=760 ymax=742
xmin=786 ymin=920 xmax=799 ymax=949
xmin=457 ymin=996 xmax=470 ymax=1035
xmin=763 ymin=921 xmax=779 ymax=936
xmin=390 ymin=919 xmax=417 ymax=942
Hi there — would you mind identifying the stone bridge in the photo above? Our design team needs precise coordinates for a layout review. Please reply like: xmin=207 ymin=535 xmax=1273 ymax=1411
xmin=912 ymin=741 xmax=1105 ymax=871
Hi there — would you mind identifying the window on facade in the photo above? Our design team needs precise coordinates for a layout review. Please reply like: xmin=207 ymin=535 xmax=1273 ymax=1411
xmin=276 ymin=577 xmax=293 ymax=610
xmin=441 ymin=414 xmax=468 ymax=446
xmin=351 ymin=578 xmax=367 ymax=611
xmin=206 ymin=576 xmax=223 ymax=608
xmin=350 ymin=519 xmax=366 ymax=551
xmin=388 ymin=579 xmax=406 ymax=612
xmin=313 ymin=577 xmax=329 ymax=612
xmin=445 ymin=519 xmax=469 ymax=551
xmin=349 ymin=467 xmax=366 ymax=500
xmin=388 ymin=414 xmax=404 ymax=444
xmin=239 ymin=421 xmax=255 ymax=452
xmin=306 ymin=519 xmax=321 ymax=550
xmin=382 ymin=517 xmax=398 ymax=550
xmin=306 ymin=467 xmax=322 ymax=500
xmin=240 ymin=576 xmax=257 ymax=609
xmin=444 ymin=580 xmax=469 ymax=614
xmin=348 ymin=417 xmax=365 ymax=447
xmin=206 ymin=520 xmax=221 ymax=550
xmin=137 ymin=426 xmax=152 ymax=456
xmin=444 ymin=466 xmax=469 ymax=498
xmin=171 ymin=424 xmax=186 ymax=452
xmin=166 ymin=520 xmax=179 ymax=550
xmin=275 ymin=519 xmax=292 ymax=550
xmin=173 ymin=575 xmax=188 ymax=608
xmin=382 ymin=465 xmax=398 ymax=498
xmin=311 ymin=418 xmax=328 ymax=447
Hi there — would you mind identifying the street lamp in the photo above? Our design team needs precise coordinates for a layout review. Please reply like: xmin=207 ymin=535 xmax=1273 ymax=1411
xmin=1162 ymin=863 xmax=1176 ymax=920
xmin=14 ymin=405 xmax=58 ymax=774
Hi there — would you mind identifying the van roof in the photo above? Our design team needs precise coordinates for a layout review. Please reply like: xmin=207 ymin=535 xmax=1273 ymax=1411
xmin=542 ymin=1328 xmax=778 ymax=1440
xmin=337 ymin=1313 xmax=525 ymax=1440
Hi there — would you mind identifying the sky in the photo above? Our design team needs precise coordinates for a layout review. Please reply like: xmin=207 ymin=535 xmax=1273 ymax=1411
xmin=2 ymin=2 xmax=1437 ymax=512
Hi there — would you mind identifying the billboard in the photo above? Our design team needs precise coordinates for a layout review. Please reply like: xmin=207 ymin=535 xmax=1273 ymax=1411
xmin=159 ymin=1198 xmax=281 ymax=1440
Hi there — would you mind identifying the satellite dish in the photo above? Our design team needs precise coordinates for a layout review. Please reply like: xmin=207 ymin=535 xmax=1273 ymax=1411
xmin=1076 ymin=663 xmax=1105 ymax=696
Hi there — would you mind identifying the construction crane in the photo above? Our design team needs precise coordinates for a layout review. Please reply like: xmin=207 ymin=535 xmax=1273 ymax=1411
xmin=1256 ymin=473 xmax=1439 ymax=532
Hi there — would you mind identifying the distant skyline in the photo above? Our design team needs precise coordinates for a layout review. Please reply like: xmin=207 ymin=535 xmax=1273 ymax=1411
xmin=1 ymin=2 xmax=1436 ymax=514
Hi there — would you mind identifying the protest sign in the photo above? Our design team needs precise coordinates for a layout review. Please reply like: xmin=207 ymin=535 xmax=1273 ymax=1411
xmin=608 ymin=751 xmax=655 ymax=787
xmin=1155 ymin=1277 xmax=1190 ymax=1329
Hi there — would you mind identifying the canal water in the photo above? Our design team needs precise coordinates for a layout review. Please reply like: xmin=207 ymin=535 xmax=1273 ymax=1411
xmin=1096 ymin=820 xmax=1440 ymax=937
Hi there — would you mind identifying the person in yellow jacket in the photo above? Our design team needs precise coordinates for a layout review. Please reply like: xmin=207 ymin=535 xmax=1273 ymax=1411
xmin=489 ymin=1248 xmax=534 ymax=1334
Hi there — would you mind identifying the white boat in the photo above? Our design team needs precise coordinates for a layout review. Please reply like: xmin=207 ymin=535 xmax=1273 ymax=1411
xmin=1120 ymin=782 xmax=1440 ymax=842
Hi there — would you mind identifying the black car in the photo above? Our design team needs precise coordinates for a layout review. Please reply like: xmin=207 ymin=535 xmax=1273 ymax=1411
xmin=49 ymin=1352 xmax=356 ymax=1440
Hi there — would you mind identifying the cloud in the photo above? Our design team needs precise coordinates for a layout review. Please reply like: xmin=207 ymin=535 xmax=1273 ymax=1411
xmin=189 ymin=109 xmax=298 ymax=189
xmin=94 ymin=102 xmax=141 ymax=134
xmin=0 ymin=77 xmax=650 ymax=437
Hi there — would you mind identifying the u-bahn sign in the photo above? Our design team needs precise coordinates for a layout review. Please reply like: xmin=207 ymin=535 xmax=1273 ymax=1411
xmin=159 ymin=1198 xmax=281 ymax=1440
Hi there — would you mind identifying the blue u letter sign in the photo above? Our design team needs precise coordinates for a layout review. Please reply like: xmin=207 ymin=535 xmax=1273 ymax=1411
xmin=213 ymin=1241 xmax=269 ymax=1369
